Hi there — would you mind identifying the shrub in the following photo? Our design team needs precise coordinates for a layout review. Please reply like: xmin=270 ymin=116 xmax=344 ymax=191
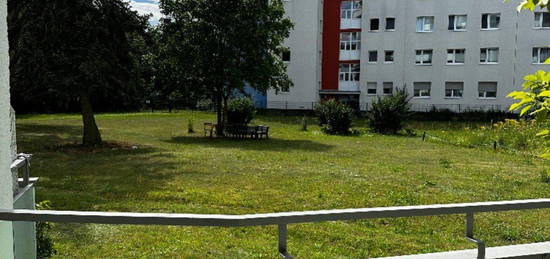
xmin=227 ymin=97 xmax=256 ymax=125
xmin=368 ymin=88 xmax=412 ymax=134
xmin=314 ymin=100 xmax=354 ymax=135
xmin=36 ymin=201 xmax=56 ymax=258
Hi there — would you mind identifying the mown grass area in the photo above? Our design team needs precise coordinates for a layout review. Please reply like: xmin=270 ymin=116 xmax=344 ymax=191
xmin=16 ymin=111 xmax=550 ymax=258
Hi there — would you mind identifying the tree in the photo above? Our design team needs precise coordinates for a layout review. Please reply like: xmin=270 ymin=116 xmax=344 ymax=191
xmin=507 ymin=0 xmax=550 ymax=158
xmin=8 ymin=0 xmax=149 ymax=146
xmin=159 ymin=0 xmax=293 ymax=134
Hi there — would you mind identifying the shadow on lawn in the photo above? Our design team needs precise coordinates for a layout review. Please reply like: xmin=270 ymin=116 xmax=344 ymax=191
xmin=165 ymin=136 xmax=334 ymax=152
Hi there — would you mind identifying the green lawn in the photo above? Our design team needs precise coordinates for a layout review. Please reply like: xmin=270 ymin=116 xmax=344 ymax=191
xmin=16 ymin=111 xmax=550 ymax=258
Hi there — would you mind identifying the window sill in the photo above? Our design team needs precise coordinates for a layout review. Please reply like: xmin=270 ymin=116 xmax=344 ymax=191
xmin=416 ymin=31 xmax=433 ymax=33
xmin=415 ymin=63 xmax=432 ymax=66
xmin=480 ymin=62 xmax=499 ymax=65
xmin=449 ymin=29 xmax=467 ymax=32
xmin=446 ymin=63 xmax=465 ymax=66
xmin=444 ymin=97 xmax=463 ymax=99
xmin=385 ymin=29 xmax=396 ymax=32
xmin=479 ymin=97 xmax=497 ymax=100
xmin=533 ymin=27 xmax=550 ymax=30
xmin=384 ymin=62 xmax=394 ymax=64
xmin=367 ymin=94 xmax=377 ymax=96
xmin=533 ymin=63 xmax=549 ymax=65
xmin=413 ymin=96 xmax=431 ymax=99
xmin=481 ymin=28 xmax=500 ymax=31
xmin=369 ymin=30 xmax=380 ymax=33
xmin=367 ymin=61 xmax=378 ymax=64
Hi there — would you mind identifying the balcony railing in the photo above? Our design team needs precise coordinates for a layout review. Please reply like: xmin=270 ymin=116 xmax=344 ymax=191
xmin=4 ymin=154 xmax=550 ymax=259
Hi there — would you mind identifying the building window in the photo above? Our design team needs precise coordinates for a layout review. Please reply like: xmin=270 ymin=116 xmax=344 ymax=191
xmin=416 ymin=16 xmax=434 ymax=32
xmin=340 ymin=32 xmax=361 ymax=51
xmin=480 ymin=48 xmax=499 ymax=64
xmin=383 ymin=82 xmax=393 ymax=95
xmin=280 ymin=49 xmax=291 ymax=62
xmin=482 ymin=13 xmax=500 ymax=30
xmin=367 ymin=82 xmax=377 ymax=95
xmin=445 ymin=82 xmax=464 ymax=98
xmin=386 ymin=17 xmax=396 ymax=31
xmin=479 ymin=82 xmax=497 ymax=99
xmin=339 ymin=63 xmax=360 ymax=82
xmin=449 ymin=15 xmax=467 ymax=31
xmin=368 ymin=51 xmax=378 ymax=63
xmin=414 ymin=82 xmax=431 ymax=98
xmin=341 ymin=1 xmax=362 ymax=20
xmin=534 ymin=12 xmax=550 ymax=28
xmin=384 ymin=50 xmax=394 ymax=63
xmin=370 ymin=18 xmax=380 ymax=31
xmin=415 ymin=49 xmax=433 ymax=65
xmin=447 ymin=49 xmax=466 ymax=64
xmin=533 ymin=47 xmax=550 ymax=64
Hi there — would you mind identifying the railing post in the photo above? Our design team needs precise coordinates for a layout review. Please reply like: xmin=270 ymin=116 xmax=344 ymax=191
xmin=465 ymin=213 xmax=485 ymax=259
xmin=278 ymin=224 xmax=293 ymax=259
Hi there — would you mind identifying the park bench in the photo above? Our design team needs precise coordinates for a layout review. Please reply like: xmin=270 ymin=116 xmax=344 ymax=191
xmin=224 ymin=125 xmax=269 ymax=139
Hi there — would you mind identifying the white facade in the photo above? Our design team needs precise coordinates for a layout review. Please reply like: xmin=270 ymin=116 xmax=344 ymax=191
xmin=0 ymin=0 xmax=15 ymax=256
xmin=268 ymin=0 xmax=550 ymax=112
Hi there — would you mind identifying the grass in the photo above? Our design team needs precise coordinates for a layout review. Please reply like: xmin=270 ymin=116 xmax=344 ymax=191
xmin=16 ymin=111 xmax=550 ymax=258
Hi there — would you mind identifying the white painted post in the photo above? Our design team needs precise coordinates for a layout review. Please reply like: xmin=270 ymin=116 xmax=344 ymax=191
xmin=0 ymin=0 xmax=15 ymax=256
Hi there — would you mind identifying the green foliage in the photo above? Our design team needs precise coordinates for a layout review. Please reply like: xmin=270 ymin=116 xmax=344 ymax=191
xmin=368 ymin=88 xmax=412 ymax=134
xmin=36 ymin=201 xmax=56 ymax=258
xmin=159 ymin=0 xmax=294 ymax=128
xmin=187 ymin=119 xmax=195 ymax=133
xmin=511 ymin=0 xmax=550 ymax=12
xmin=314 ymin=100 xmax=354 ymax=135
xmin=227 ymin=98 xmax=257 ymax=125
xmin=541 ymin=169 xmax=550 ymax=183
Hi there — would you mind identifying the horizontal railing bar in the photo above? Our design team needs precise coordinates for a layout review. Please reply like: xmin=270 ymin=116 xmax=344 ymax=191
xmin=1 ymin=199 xmax=550 ymax=227
xmin=10 ymin=153 xmax=32 ymax=171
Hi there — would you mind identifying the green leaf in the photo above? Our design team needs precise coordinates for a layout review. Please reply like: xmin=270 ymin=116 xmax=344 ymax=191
xmin=540 ymin=152 xmax=550 ymax=160
xmin=539 ymin=90 xmax=550 ymax=97
xmin=520 ymin=105 xmax=533 ymax=116
xmin=536 ymin=129 xmax=550 ymax=137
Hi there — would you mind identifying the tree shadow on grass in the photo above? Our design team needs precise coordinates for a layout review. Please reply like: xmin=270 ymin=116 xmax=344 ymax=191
xmin=165 ymin=136 xmax=334 ymax=152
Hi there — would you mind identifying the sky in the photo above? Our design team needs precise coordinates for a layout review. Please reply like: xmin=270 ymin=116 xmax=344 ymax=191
xmin=129 ymin=0 xmax=162 ymax=25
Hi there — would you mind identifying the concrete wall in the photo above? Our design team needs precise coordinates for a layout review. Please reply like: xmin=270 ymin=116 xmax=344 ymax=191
xmin=266 ymin=0 xmax=322 ymax=110
xmin=0 ymin=0 xmax=15 ymax=257
xmin=360 ymin=0 xmax=549 ymax=111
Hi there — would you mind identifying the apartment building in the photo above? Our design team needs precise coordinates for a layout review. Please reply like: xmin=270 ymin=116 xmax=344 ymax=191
xmin=266 ymin=0 xmax=550 ymax=112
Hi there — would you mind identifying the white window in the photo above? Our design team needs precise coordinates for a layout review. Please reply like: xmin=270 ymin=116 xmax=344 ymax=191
xmin=445 ymin=82 xmax=464 ymax=98
xmin=341 ymin=1 xmax=362 ymax=20
xmin=447 ymin=49 xmax=465 ymax=64
xmin=480 ymin=48 xmax=499 ymax=64
xmin=367 ymin=82 xmax=377 ymax=95
xmin=383 ymin=82 xmax=393 ymax=95
xmin=533 ymin=47 xmax=550 ymax=64
xmin=534 ymin=12 xmax=550 ymax=28
xmin=386 ymin=17 xmax=396 ymax=31
xmin=416 ymin=16 xmax=434 ymax=32
xmin=414 ymin=82 xmax=431 ymax=98
xmin=368 ymin=51 xmax=378 ymax=63
xmin=415 ymin=49 xmax=433 ymax=65
xmin=385 ymin=50 xmax=394 ymax=63
xmin=339 ymin=63 xmax=360 ymax=82
xmin=479 ymin=82 xmax=497 ymax=99
xmin=449 ymin=15 xmax=467 ymax=31
xmin=481 ymin=13 xmax=500 ymax=30
xmin=340 ymin=32 xmax=361 ymax=51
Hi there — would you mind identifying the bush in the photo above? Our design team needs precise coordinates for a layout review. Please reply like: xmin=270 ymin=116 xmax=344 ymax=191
xmin=227 ymin=97 xmax=256 ymax=125
xmin=368 ymin=88 xmax=412 ymax=134
xmin=314 ymin=100 xmax=354 ymax=135
xmin=36 ymin=201 xmax=56 ymax=258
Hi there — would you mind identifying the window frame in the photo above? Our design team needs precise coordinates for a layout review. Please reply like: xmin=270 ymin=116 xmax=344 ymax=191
xmin=385 ymin=17 xmax=396 ymax=31
xmin=445 ymin=82 xmax=464 ymax=99
xmin=339 ymin=63 xmax=361 ymax=82
xmin=480 ymin=48 xmax=499 ymax=64
xmin=534 ymin=12 xmax=550 ymax=29
xmin=366 ymin=82 xmax=377 ymax=95
xmin=339 ymin=31 xmax=361 ymax=52
xmin=532 ymin=47 xmax=550 ymax=64
xmin=481 ymin=13 xmax=501 ymax=30
xmin=370 ymin=18 xmax=380 ymax=31
xmin=383 ymin=82 xmax=394 ymax=95
xmin=413 ymin=82 xmax=431 ymax=98
xmin=415 ymin=49 xmax=433 ymax=65
xmin=448 ymin=14 xmax=468 ymax=31
xmin=368 ymin=50 xmax=378 ymax=63
xmin=447 ymin=49 xmax=466 ymax=65
xmin=341 ymin=0 xmax=363 ymax=20
xmin=384 ymin=50 xmax=395 ymax=63
xmin=478 ymin=82 xmax=498 ymax=99
xmin=416 ymin=16 xmax=435 ymax=32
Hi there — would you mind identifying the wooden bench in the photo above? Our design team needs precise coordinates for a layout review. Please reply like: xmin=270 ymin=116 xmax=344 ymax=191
xmin=224 ymin=125 xmax=269 ymax=139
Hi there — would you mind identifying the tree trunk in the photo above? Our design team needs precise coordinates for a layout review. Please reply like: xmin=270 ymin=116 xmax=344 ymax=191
xmin=215 ymin=90 xmax=224 ymax=136
xmin=80 ymin=93 xmax=102 ymax=146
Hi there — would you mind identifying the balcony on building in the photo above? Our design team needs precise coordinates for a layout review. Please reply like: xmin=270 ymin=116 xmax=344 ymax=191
xmin=339 ymin=63 xmax=360 ymax=92
xmin=340 ymin=0 xmax=362 ymax=29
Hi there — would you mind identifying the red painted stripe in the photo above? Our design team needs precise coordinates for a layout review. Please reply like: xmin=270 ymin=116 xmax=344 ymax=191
xmin=321 ymin=0 xmax=342 ymax=91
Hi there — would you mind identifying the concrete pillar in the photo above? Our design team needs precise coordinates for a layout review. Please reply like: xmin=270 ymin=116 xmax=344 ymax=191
xmin=0 ymin=0 xmax=15 ymax=256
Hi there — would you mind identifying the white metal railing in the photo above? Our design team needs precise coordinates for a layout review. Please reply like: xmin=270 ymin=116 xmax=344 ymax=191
xmin=2 ymin=199 xmax=550 ymax=258
xmin=11 ymin=153 xmax=32 ymax=197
